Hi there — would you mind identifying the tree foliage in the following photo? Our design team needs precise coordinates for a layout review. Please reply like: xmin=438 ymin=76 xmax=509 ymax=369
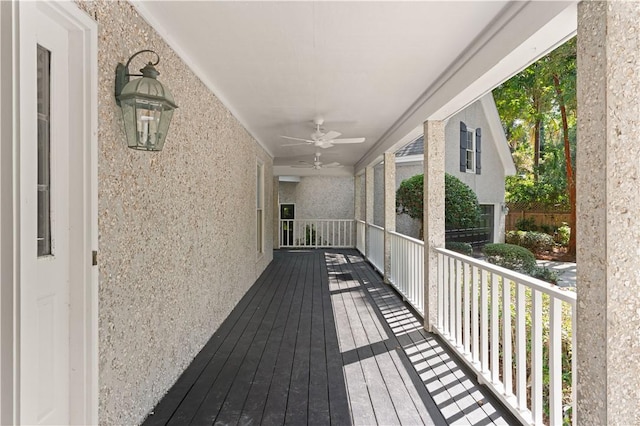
xmin=494 ymin=37 xmax=577 ymax=256
xmin=396 ymin=173 xmax=481 ymax=237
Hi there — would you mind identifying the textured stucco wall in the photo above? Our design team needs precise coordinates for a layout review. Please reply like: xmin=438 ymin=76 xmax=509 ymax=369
xmin=577 ymin=2 xmax=640 ymax=424
xmin=75 ymin=2 xmax=273 ymax=424
xmin=277 ymin=176 xmax=354 ymax=219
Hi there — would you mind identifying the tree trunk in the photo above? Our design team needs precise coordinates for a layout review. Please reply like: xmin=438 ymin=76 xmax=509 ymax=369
xmin=553 ymin=74 xmax=576 ymax=257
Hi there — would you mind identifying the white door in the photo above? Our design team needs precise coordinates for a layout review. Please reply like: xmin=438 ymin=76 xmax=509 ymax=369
xmin=19 ymin=3 xmax=72 ymax=424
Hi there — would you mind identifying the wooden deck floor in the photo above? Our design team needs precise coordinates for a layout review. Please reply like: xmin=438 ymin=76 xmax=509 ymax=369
xmin=144 ymin=249 xmax=517 ymax=426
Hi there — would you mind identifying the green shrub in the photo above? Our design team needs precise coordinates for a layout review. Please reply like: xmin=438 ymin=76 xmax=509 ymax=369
xmin=445 ymin=241 xmax=473 ymax=256
xmin=523 ymin=231 xmax=555 ymax=253
xmin=515 ymin=216 xmax=538 ymax=232
xmin=483 ymin=243 xmax=537 ymax=273
xmin=505 ymin=230 xmax=524 ymax=245
xmin=396 ymin=173 xmax=481 ymax=238
xmin=444 ymin=174 xmax=481 ymax=229
xmin=506 ymin=230 xmax=555 ymax=254
xmin=530 ymin=265 xmax=559 ymax=284
xmin=555 ymin=224 xmax=570 ymax=246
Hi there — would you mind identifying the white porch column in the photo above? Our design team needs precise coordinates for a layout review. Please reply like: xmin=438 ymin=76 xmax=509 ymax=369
xmin=364 ymin=166 xmax=374 ymax=256
xmin=577 ymin=2 xmax=640 ymax=424
xmin=273 ymin=177 xmax=280 ymax=249
xmin=423 ymin=120 xmax=445 ymax=331
xmin=383 ymin=152 xmax=396 ymax=283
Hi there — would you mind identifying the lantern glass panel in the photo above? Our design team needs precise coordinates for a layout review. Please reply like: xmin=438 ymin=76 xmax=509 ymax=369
xmin=119 ymin=76 xmax=176 ymax=151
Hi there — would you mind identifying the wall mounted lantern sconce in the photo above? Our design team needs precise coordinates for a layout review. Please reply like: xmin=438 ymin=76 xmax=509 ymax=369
xmin=115 ymin=50 xmax=178 ymax=151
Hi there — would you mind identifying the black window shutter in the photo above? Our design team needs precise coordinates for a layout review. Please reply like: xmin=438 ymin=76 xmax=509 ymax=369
xmin=460 ymin=121 xmax=467 ymax=172
xmin=475 ymin=127 xmax=482 ymax=175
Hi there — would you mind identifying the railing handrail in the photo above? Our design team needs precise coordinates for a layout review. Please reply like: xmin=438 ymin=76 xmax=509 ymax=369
xmin=356 ymin=219 xmax=366 ymax=225
xmin=389 ymin=230 xmax=424 ymax=246
xmin=435 ymin=247 xmax=576 ymax=305
xmin=367 ymin=223 xmax=384 ymax=231
xmin=279 ymin=218 xmax=354 ymax=222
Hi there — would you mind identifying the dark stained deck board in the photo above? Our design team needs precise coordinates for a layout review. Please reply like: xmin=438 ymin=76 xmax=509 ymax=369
xmin=145 ymin=255 xmax=287 ymax=426
xmin=211 ymin=253 xmax=303 ymax=425
xmin=319 ymin=252 xmax=352 ymax=426
xmin=329 ymin=253 xmax=402 ymax=425
xmin=344 ymin=254 xmax=440 ymax=426
xmin=235 ymin=253 xmax=308 ymax=425
xmin=349 ymin=253 xmax=518 ymax=426
xmin=260 ymin=251 xmax=313 ymax=425
xmin=144 ymin=249 xmax=517 ymax=426
xmin=175 ymin=255 xmax=295 ymax=425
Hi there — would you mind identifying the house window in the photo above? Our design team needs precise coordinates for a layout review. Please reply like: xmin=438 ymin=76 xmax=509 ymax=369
xmin=465 ymin=129 xmax=475 ymax=172
xmin=256 ymin=162 xmax=264 ymax=254
xmin=37 ymin=45 xmax=52 ymax=257
xmin=459 ymin=121 xmax=481 ymax=175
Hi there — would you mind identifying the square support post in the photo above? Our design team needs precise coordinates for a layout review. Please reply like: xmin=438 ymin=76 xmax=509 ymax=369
xmin=364 ymin=166 xmax=374 ymax=257
xmin=354 ymin=172 xmax=363 ymax=221
xmin=273 ymin=176 xmax=280 ymax=249
xmin=577 ymin=2 xmax=640 ymax=423
xmin=383 ymin=152 xmax=396 ymax=284
xmin=423 ymin=120 xmax=445 ymax=331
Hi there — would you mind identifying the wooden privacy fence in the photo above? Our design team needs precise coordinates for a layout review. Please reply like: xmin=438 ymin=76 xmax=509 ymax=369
xmin=506 ymin=210 xmax=570 ymax=231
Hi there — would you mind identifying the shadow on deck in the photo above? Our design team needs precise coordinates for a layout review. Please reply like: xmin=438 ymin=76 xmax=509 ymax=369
xmin=144 ymin=249 xmax=518 ymax=425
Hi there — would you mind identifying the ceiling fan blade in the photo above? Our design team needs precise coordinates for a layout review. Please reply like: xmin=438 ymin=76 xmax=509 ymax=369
xmin=331 ymin=137 xmax=366 ymax=144
xmin=321 ymin=130 xmax=341 ymax=141
xmin=281 ymin=142 xmax=310 ymax=147
xmin=291 ymin=164 xmax=312 ymax=168
xmin=323 ymin=162 xmax=342 ymax=168
xmin=281 ymin=135 xmax=313 ymax=143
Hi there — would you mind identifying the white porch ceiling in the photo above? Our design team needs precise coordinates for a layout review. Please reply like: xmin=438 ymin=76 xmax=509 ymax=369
xmin=133 ymin=1 xmax=577 ymax=175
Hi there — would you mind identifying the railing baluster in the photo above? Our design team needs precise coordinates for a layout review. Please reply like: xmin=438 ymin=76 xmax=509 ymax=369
xmin=471 ymin=266 xmax=479 ymax=363
xmin=480 ymin=268 xmax=488 ymax=373
xmin=438 ymin=252 xmax=444 ymax=329
xmin=516 ymin=282 xmax=526 ymax=410
xmin=444 ymin=256 xmax=451 ymax=336
xmin=455 ymin=259 xmax=463 ymax=346
xmin=490 ymin=273 xmax=499 ymax=384
xmin=502 ymin=279 xmax=512 ymax=396
xmin=549 ymin=297 xmax=562 ymax=425
xmin=531 ymin=289 xmax=543 ymax=423
xmin=463 ymin=262 xmax=471 ymax=354
xmin=431 ymin=248 xmax=576 ymax=426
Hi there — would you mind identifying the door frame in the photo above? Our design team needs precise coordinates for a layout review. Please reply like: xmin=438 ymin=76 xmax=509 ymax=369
xmin=0 ymin=2 xmax=98 ymax=424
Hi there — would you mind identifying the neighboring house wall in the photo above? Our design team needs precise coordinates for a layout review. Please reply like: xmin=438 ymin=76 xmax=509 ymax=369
xmin=76 ymin=2 xmax=273 ymax=424
xmin=279 ymin=176 xmax=354 ymax=219
xmin=445 ymin=97 xmax=509 ymax=243
xmin=389 ymin=96 xmax=512 ymax=242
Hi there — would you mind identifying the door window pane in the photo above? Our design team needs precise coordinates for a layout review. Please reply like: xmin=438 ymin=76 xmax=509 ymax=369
xmin=37 ymin=45 xmax=52 ymax=256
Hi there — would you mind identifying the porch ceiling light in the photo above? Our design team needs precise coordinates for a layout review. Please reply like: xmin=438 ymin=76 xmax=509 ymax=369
xmin=115 ymin=50 xmax=178 ymax=151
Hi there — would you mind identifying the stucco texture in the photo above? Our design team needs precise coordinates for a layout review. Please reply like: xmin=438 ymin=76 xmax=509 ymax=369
xmin=278 ymin=175 xmax=354 ymax=219
xmin=76 ymin=2 xmax=273 ymax=424
xmin=577 ymin=2 xmax=640 ymax=424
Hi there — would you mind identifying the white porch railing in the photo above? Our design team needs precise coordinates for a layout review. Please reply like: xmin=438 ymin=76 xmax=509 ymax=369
xmin=434 ymin=248 xmax=576 ymax=426
xmin=279 ymin=219 xmax=354 ymax=248
xmin=389 ymin=231 xmax=424 ymax=316
xmin=366 ymin=223 xmax=384 ymax=273
xmin=356 ymin=220 xmax=366 ymax=255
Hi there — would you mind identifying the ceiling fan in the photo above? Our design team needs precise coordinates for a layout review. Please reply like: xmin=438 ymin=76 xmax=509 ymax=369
xmin=291 ymin=152 xmax=343 ymax=170
xmin=281 ymin=118 xmax=365 ymax=149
